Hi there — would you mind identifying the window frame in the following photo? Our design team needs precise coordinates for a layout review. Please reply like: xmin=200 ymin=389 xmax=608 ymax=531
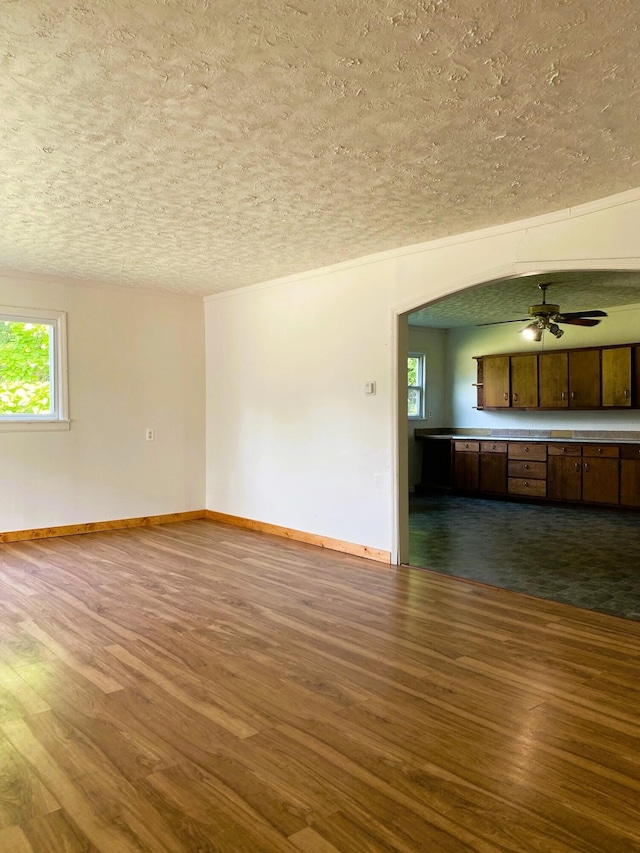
xmin=0 ymin=306 xmax=69 ymax=431
xmin=407 ymin=352 xmax=426 ymax=420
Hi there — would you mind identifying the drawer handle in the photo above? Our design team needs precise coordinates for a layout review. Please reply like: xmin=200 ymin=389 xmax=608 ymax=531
xmin=512 ymin=393 xmax=519 ymax=402
xmin=524 ymin=464 xmax=529 ymax=469
xmin=574 ymin=462 xmax=580 ymax=472
xmin=561 ymin=391 xmax=566 ymax=400
xmin=625 ymin=389 xmax=630 ymax=399
xmin=562 ymin=446 xmax=568 ymax=453
xmin=584 ymin=462 xmax=590 ymax=472
xmin=524 ymin=447 xmax=529 ymax=453
xmin=524 ymin=481 xmax=529 ymax=487
xmin=492 ymin=444 xmax=496 ymax=450
xmin=571 ymin=391 xmax=576 ymax=400
xmin=465 ymin=443 xmax=469 ymax=448
xmin=503 ymin=392 xmax=509 ymax=401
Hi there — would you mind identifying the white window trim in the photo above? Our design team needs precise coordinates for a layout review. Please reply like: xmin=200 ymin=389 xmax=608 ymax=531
xmin=0 ymin=305 xmax=69 ymax=431
xmin=408 ymin=352 xmax=425 ymax=420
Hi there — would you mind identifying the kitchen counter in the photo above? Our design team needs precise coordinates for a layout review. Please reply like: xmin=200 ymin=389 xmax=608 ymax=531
xmin=415 ymin=432 xmax=640 ymax=445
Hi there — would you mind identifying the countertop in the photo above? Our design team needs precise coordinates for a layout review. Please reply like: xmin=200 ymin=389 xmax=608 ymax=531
xmin=415 ymin=432 xmax=640 ymax=445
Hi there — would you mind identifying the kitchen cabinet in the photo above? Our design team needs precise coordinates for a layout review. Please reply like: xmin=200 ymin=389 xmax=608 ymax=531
xmin=474 ymin=342 xmax=640 ymax=410
xmin=547 ymin=445 xmax=582 ymax=502
xmin=479 ymin=441 xmax=507 ymax=494
xmin=621 ymin=445 xmax=640 ymax=507
xmin=568 ymin=349 xmax=601 ymax=407
xmin=602 ymin=347 xmax=632 ymax=407
xmin=539 ymin=352 xmax=568 ymax=408
xmin=581 ymin=445 xmax=619 ymax=505
xmin=507 ymin=443 xmax=547 ymax=497
xmin=510 ymin=355 xmax=538 ymax=408
xmin=482 ymin=357 xmax=510 ymax=408
xmin=452 ymin=441 xmax=479 ymax=492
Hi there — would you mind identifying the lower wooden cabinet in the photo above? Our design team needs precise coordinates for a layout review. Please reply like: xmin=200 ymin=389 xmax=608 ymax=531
xmin=548 ymin=446 xmax=582 ymax=502
xmin=479 ymin=441 xmax=507 ymax=494
xmin=449 ymin=438 xmax=639 ymax=508
xmin=620 ymin=445 xmax=640 ymax=507
xmin=452 ymin=441 xmax=479 ymax=492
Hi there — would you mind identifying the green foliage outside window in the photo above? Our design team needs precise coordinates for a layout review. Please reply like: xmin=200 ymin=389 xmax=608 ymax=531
xmin=0 ymin=321 xmax=51 ymax=414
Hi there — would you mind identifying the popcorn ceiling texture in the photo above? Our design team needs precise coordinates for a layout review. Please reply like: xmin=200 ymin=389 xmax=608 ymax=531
xmin=1 ymin=0 xmax=640 ymax=295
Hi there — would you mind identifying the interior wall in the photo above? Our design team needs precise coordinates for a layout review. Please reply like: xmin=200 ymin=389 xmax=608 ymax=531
xmin=448 ymin=302 xmax=640 ymax=430
xmin=0 ymin=273 xmax=206 ymax=532
xmin=407 ymin=325 xmax=447 ymax=490
xmin=204 ymin=188 xmax=640 ymax=560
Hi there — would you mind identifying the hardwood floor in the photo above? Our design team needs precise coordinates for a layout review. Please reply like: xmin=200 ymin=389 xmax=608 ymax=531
xmin=0 ymin=521 xmax=639 ymax=852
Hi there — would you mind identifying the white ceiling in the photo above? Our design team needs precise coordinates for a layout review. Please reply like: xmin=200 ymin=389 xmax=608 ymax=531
xmin=408 ymin=270 xmax=640 ymax=328
xmin=2 ymin=1 xmax=640 ymax=296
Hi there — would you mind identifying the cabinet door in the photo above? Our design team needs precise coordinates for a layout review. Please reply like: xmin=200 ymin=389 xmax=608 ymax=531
xmin=582 ymin=458 xmax=619 ymax=504
xmin=510 ymin=355 xmax=538 ymax=408
xmin=568 ymin=349 xmax=600 ymax=407
xmin=602 ymin=347 xmax=632 ymax=407
xmin=538 ymin=352 xmax=568 ymax=408
xmin=483 ymin=357 xmax=510 ymax=408
xmin=620 ymin=445 xmax=640 ymax=507
xmin=548 ymin=455 xmax=582 ymax=502
xmin=480 ymin=453 xmax=507 ymax=494
xmin=453 ymin=451 xmax=479 ymax=493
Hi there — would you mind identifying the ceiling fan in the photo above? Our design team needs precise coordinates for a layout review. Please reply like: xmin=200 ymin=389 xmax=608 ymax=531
xmin=480 ymin=283 xmax=607 ymax=341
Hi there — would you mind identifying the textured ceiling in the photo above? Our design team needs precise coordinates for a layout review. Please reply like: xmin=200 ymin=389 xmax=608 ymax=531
xmin=1 ymin=0 xmax=640 ymax=296
xmin=408 ymin=270 xmax=640 ymax=328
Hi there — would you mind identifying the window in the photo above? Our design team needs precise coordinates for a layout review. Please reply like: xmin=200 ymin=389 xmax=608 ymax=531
xmin=408 ymin=353 xmax=425 ymax=419
xmin=0 ymin=306 xmax=69 ymax=430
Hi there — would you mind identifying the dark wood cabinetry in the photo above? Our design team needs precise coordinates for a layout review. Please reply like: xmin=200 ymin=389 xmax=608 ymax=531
xmin=539 ymin=352 xmax=568 ymax=408
xmin=581 ymin=445 xmax=619 ymax=504
xmin=475 ymin=342 xmax=640 ymax=410
xmin=547 ymin=445 xmax=582 ymax=502
xmin=479 ymin=441 xmax=507 ymax=494
xmin=447 ymin=438 xmax=639 ymax=508
xmin=482 ymin=357 xmax=510 ymax=408
xmin=621 ymin=445 xmax=640 ymax=507
xmin=452 ymin=441 xmax=479 ymax=492
xmin=601 ymin=347 xmax=632 ymax=407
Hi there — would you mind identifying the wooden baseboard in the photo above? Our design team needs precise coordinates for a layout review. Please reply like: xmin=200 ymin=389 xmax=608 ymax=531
xmin=0 ymin=510 xmax=207 ymax=543
xmin=204 ymin=510 xmax=391 ymax=564
xmin=0 ymin=509 xmax=392 ymax=565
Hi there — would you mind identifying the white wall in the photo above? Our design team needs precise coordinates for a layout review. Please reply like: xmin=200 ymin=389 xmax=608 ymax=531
xmin=448 ymin=302 xmax=640 ymax=431
xmin=0 ymin=273 xmax=205 ymax=531
xmin=407 ymin=325 xmax=447 ymax=490
xmin=204 ymin=188 xmax=640 ymax=560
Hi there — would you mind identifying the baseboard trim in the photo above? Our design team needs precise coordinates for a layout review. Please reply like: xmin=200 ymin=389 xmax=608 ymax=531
xmin=204 ymin=510 xmax=391 ymax=564
xmin=0 ymin=510 xmax=207 ymax=543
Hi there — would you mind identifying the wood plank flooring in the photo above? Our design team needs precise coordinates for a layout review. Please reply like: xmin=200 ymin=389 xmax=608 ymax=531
xmin=0 ymin=520 xmax=639 ymax=852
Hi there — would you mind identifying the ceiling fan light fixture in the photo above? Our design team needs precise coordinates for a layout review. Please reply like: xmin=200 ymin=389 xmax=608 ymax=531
xmin=522 ymin=322 xmax=542 ymax=342
xmin=549 ymin=323 xmax=564 ymax=339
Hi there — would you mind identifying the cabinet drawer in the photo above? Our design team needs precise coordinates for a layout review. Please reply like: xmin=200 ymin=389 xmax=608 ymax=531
xmin=508 ymin=460 xmax=547 ymax=480
xmin=454 ymin=441 xmax=479 ymax=452
xmin=507 ymin=443 xmax=547 ymax=461
xmin=548 ymin=444 xmax=581 ymax=457
xmin=620 ymin=445 xmax=640 ymax=459
xmin=480 ymin=441 xmax=507 ymax=453
xmin=582 ymin=444 xmax=619 ymax=458
xmin=508 ymin=478 xmax=547 ymax=498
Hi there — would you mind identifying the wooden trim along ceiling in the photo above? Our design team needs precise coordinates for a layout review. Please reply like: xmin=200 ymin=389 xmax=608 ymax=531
xmin=0 ymin=509 xmax=392 ymax=564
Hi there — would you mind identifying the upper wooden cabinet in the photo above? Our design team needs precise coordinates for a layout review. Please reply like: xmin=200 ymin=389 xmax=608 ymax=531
xmin=539 ymin=352 xmax=568 ymax=408
xmin=482 ymin=356 xmax=510 ymax=408
xmin=602 ymin=346 xmax=632 ymax=407
xmin=510 ymin=355 xmax=538 ymax=407
xmin=475 ymin=342 xmax=640 ymax=411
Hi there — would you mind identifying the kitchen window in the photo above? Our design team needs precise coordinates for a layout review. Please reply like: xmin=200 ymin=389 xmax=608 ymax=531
xmin=408 ymin=353 xmax=425 ymax=419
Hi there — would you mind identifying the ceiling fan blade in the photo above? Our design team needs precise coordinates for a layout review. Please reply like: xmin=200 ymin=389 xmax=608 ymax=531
xmin=476 ymin=318 xmax=530 ymax=327
xmin=556 ymin=310 xmax=608 ymax=320
xmin=559 ymin=317 xmax=602 ymax=327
